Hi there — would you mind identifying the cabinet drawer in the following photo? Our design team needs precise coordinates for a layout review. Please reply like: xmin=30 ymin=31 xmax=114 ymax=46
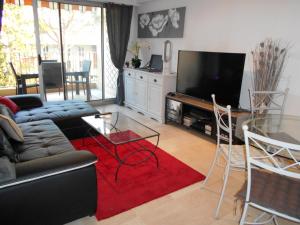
xmin=136 ymin=73 xmax=146 ymax=81
xmin=148 ymin=75 xmax=162 ymax=86
xmin=124 ymin=70 xmax=135 ymax=78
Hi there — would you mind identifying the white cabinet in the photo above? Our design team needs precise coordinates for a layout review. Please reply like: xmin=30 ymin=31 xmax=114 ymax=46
xmin=124 ymin=75 xmax=135 ymax=105
xmin=124 ymin=68 xmax=176 ymax=123
xmin=135 ymin=79 xmax=147 ymax=110
xmin=148 ymin=83 xmax=162 ymax=116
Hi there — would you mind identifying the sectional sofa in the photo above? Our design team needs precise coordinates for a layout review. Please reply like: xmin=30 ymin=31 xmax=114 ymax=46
xmin=0 ymin=95 xmax=99 ymax=225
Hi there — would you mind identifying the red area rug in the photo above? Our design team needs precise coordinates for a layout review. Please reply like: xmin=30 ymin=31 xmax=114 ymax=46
xmin=71 ymin=131 xmax=205 ymax=220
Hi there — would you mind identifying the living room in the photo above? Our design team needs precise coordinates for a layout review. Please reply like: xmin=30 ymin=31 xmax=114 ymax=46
xmin=0 ymin=0 xmax=299 ymax=225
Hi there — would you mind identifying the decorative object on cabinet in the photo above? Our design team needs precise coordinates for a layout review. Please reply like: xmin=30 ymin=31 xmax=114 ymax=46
xmin=163 ymin=40 xmax=172 ymax=75
xmin=251 ymin=38 xmax=289 ymax=109
xmin=128 ymin=41 xmax=151 ymax=68
xmin=132 ymin=56 xmax=141 ymax=68
xmin=138 ymin=7 xmax=186 ymax=38
xmin=123 ymin=68 xmax=176 ymax=123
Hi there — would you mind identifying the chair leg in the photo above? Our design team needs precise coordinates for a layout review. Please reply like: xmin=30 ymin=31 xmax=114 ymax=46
xmin=214 ymin=162 xmax=231 ymax=218
xmin=273 ymin=216 xmax=279 ymax=225
xmin=71 ymin=81 xmax=74 ymax=99
xmin=82 ymin=78 xmax=86 ymax=95
xmin=239 ymin=202 xmax=249 ymax=225
xmin=201 ymin=144 xmax=221 ymax=188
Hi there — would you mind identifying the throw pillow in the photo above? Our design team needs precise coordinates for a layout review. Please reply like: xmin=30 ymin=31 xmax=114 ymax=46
xmin=0 ymin=97 xmax=20 ymax=114
xmin=0 ymin=114 xmax=24 ymax=142
xmin=0 ymin=104 xmax=15 ymax=122
xmin=0 ymin=128 xmax=17 ymax=162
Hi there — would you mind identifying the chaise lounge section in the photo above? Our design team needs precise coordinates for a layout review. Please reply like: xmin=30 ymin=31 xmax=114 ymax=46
xmin=0 ymin=95 xmax=99 ymax=225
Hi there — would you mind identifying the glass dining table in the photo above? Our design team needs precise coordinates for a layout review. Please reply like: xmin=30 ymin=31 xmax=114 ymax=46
xmin=235 ymin=114 xmax=300 ymax=145
xmin=235 ymin=114 xmax=300 ymax=160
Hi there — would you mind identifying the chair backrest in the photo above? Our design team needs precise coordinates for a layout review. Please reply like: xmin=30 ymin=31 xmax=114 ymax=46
xmin=42 ymin=62 xmax=63 ymax=89
xmin=82 ymin=60 xmax=91 ymax=77
xmin=243 ymin=125 xmax=300 ymax=179
xmin=249 ymin=88 xmax=289 ymax=117
xmin=9 ymin=62 xmax=19 ymax=80
xmin=211 ymin=94 xmax=232 ymax=140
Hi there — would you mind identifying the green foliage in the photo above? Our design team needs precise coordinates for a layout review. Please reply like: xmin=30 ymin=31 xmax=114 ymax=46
xmin=0 ymin=4 xmax=36 ymax=87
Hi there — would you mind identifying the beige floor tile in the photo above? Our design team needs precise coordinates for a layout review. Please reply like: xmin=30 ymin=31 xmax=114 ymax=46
xmin=66 ymin=105 xmax=296 ymax=225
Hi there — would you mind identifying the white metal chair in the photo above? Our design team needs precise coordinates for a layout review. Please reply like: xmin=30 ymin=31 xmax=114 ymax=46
xmin=249 ymin=88 xmax=289 ymax=118
xmin=239 ymin=125 xmax=300 ymax=225
xmin=202 ymin=94 xmax=246 ymax=218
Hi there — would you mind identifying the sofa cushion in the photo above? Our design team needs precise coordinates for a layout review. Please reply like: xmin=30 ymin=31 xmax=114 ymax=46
xmin=12 ymin=120 xmax=75 ymax=162
xmin=8 ymin=94 xmax=43 ymax=110
xmin=14 ymin=100 xmax=98 ymax=124
xmin=0 ymin=96 xmax=20 ymax=114
xmin=0 ymin=114 xmax=24 ymax=142
xmin=0 ymin=128 xmax=16 ymax=161
xmin=0 ymin=104 xmax=15 ymax=121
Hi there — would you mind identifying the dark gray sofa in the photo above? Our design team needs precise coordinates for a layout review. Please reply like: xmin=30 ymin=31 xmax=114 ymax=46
xmin=0 ymin=95 xmax=99 ymax=225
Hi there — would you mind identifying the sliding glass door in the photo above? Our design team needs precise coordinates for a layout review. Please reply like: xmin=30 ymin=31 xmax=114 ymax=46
xmin=61 ymin=4 xmax=103 ymax=101
xmin=0 ymin=2 xmax=38 ymax=96
xmin=1 ymin=0 xmax=118 ymax=102
xmin=38 ymin=1 xmax=63 ymax=100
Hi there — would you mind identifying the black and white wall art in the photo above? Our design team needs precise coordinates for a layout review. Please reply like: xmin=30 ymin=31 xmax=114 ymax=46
xmin=138 ymin=7 xmax=186 ymax=38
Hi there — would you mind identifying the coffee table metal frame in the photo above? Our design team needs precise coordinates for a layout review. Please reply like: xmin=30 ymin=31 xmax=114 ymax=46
xmin=82 ymin=112 xmax=160 ymax=181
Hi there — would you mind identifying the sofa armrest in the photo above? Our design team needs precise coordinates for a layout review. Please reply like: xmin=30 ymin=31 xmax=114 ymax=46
xmin=15 ymin=150 xmax=97 ymax=181
xmin=0 ymin=157 xmax=16 ymax=185
xmin=8 ymin=94 xmax=43 ymax=110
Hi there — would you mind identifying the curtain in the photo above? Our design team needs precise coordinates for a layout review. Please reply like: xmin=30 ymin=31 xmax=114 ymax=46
xmin=0 ymin=0 xmax=3 ymax=32
xmin=105 ymin=3 xmax=133 ymax=105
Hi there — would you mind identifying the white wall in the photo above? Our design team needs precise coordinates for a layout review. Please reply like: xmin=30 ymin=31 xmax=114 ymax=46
xmin=132 ymin=0 xmax=300 ymax=115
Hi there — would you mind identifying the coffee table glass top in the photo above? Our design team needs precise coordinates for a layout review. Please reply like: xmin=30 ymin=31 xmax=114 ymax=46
xmin=82 ymin=112 xmax=159 ymax=145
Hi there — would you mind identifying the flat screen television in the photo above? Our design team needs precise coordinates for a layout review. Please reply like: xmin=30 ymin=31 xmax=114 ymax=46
xmin=176 ymin=50 xmax=246 ymax=108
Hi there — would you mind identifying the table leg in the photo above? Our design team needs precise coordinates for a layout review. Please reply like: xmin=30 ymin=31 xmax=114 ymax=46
xmin=113 ymin=135 xmax=160 ymax=181
xmin=21 ymin=77 xmax=27 ymax=94
xmin=75 ymin=75 xmax=79 ymax=95
xmin=86 ymin=76 xmax=91 ymax=101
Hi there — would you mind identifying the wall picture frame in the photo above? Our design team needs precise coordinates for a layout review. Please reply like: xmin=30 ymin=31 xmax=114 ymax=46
xmin=138 ymin=7 xmax=186 ymax=38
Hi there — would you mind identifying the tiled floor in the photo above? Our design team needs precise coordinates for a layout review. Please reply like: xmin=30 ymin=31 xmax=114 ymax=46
xmin=66 ymin=104 xmax=297 ymax=225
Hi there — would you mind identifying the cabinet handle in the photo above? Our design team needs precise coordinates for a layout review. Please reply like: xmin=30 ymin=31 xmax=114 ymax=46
xmin=154 ymin=79 xmax=157 ymax=82
xmin=140 ymin=76 xmax=143 ymax=79
xmin=128 ymin=73 xmax=131 ymax=76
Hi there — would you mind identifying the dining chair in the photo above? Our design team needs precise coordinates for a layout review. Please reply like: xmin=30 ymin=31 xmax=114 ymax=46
xmin=248 ymin=88 xmax=289 ymax=118
xmin=41 ymin=62 xmax=63 ymax=101
xmin=239 ymin=125 xmax=300 ymax=225
xmin=66 ymin=60 xmax=91 ymax=99
xmin=202 ymin=94 xmax=246 ymax=218
xmin=9 ymin=62 xmax=39 ymax=95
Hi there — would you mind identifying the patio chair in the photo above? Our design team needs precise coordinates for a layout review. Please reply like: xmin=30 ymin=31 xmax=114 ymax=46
xmin=238 ymin=125 xmax=300 ymax=225
xmin=201 ymin=94 xmax=246 ymax=218
xmin=41 ymin=62 xmax=63 ymax=101
xmin=66 ymin=60 xmax=91 ymax=99
xmin=9 ymin=62 xmax=39 ymax=95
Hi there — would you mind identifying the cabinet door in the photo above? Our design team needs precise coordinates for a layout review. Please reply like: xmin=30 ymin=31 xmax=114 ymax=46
xmin=125 ymin=76 xmax=135 ymax=105
xmin=148 ymin=83 xmax=162 ymax=116
xmin=135 ymin=79 xmax=147 ymax=110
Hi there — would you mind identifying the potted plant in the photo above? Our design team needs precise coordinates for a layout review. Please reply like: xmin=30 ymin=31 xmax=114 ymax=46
xmin=128 ymin=41 xmax=150 ymax=68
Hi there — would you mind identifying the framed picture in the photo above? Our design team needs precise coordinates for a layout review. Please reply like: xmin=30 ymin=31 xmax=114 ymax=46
xmin=138 ymin=7 xmax=186 ymax=38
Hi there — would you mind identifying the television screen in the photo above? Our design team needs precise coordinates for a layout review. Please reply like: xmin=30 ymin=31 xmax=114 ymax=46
xmin=176 ymin=50 xmax=246 ymax=108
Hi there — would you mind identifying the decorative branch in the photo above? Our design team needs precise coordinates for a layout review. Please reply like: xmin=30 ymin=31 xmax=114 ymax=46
xmin=251 ymin=38 xmax=289 ymax=108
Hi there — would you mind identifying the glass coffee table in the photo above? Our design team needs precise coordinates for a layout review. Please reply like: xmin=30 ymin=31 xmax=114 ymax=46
xmin=82 ymin=112 xmax=160 ymax=181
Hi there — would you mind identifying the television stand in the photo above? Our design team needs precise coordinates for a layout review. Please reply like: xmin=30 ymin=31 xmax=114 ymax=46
xmin=165 ymin=93 xmax=249 ymax=143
